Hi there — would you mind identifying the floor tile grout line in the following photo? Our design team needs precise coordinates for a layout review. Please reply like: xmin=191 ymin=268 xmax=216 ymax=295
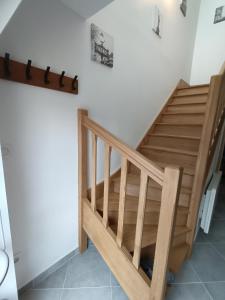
xmin=60 ymin=257 xmax=71 ymax=300
xmin=201 ymin=283 xmax=214 ymax=300
xmin=32 ymin=286 xmax=113 ymax=290
xmin=110 ymin=271 xmax=113 ymax=300
xmin=208 ymin=241 xmax=225 ymax=263
xmin=31 ymin=281 xmax=225 ymax=289
xmin=189 ymin=259 xmax=213 ymax=299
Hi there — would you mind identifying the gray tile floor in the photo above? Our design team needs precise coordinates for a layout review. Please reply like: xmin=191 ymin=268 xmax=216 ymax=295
xmin=20 ymin=180 xmax=225 ymax=300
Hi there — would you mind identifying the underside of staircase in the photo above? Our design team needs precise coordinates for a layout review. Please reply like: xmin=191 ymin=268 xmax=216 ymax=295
xmin=78 ymin=63 xmax=225 ymax=300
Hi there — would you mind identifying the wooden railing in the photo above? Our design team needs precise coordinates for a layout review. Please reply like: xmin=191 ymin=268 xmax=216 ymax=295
xmin=187 ymin=62 xmax=225 ymax=253
xmin=78 ymin=109 xmax=182 ymax=300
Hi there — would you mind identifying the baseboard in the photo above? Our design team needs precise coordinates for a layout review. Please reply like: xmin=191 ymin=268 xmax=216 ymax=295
xmin=19 ymin=248 xmax=79 ymax=295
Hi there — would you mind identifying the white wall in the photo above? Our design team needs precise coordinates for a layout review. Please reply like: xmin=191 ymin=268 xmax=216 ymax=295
xmin=0 ymin=0 xmax=22 ymax=34
xmin=191 ymin=0 xmax=225 ymax=84
xmin=0 ymin=0 xmax=200 ymax=288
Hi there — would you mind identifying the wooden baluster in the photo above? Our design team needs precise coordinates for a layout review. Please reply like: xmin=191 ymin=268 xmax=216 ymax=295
xmin=116 ymin=157 xmax=128 ymax=247
xmin=151 ymin=167 xmax=182 ymax=300
xmin=78 ymin=109 xmax=88 ymax=253
xmin=132 ymin=171 xmax=148 ymax=269
xmin=91 ymin=133 xmax=97 ymax=211
xmin=103 ymin=143 xmax=111 ymax=227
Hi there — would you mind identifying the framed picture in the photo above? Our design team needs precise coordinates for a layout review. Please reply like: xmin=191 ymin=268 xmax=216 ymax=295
xmin=214 ymin=6 xmax=225 ymax=24
xmin=152 ymin=6 xmax=161 ymax=38
xmin=91 ymin=24 xmax=114 ymax=68
xmin=180 ymin=0 xmax=187 ymax=17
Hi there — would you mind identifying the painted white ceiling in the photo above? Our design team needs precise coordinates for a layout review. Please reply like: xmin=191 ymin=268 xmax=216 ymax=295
xmin=61 ymin=0 xmax=114 ymax=19
xmin=0 ymin=0 xmax=22 ymax=34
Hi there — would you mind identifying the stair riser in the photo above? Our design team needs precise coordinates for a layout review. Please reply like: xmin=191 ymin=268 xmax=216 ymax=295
xmin=141 ymin=149 xmax=197 ymax=170
xmin=172 ymin=233 xmax=187 ymax=248
xmin=166 ymin=104 xmax=206 ymax=114
xmin=160 ymin=114 xmax=204 ymax=125
xmin=181 ymin=173 xmax=194 ymax=189
xmin=172 ymin=94 xmax=208 ymax=105
xmin=145 ymin=136 xmax=200 ymax=152
xmin=154 ymin=124 xmax=203 ymax=138
xmin=108 ymin=211 xmax=188 ymax=226
xmin=114 ymin=182 xmax=190 ymax=207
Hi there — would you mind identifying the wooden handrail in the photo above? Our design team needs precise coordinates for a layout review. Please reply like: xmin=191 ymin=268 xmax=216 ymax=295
xmin=82 ymin=115 xmax=164 ymax=186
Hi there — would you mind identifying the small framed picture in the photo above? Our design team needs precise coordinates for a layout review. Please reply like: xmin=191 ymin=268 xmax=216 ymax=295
xmin=180 ymin=0 xmax=187 ymax=17
xmin=91 ymin=24 xmax=114 ymax=68
xmin=214 ymin=6 xmax=225 ymax=24
xmin=152 ymin=6 xmax=161 ymax=38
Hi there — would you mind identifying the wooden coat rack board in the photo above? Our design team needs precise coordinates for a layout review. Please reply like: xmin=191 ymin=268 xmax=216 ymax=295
xmin=0 ymin=53 xmax=78 ymax=95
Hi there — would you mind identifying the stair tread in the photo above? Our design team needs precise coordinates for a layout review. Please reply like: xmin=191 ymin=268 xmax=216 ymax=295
xmin=149 ymin=133 xmax=200 ymax=140
xmin=156 ymin=122 xmax=203 ymax=127
xmin=156 ymin=162 xmax=195 ymax=176
xmin=175 ymin=86 xmax=209 ymax=97
xmin=141 ymin=145 xmax=198 ymax=157
xmin=96 ymin=192 xmax=189 ymax=213
xmin=174 ymin=93 xmax=208 ymax=98
xmin=113 ymin=173 xmax=192 ymax=195
xmin=112 ymin=224 xmax=191 ymax=251
xmin=163 ymin=111 xmax=205 ymax=115
xmin=178 ymin=84 xmax=209 ymax=89
xmin=168 ymin=102 xmax=206 ymax=106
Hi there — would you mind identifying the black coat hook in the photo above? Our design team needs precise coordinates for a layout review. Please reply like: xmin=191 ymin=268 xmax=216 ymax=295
xmin=72 ymin=75 xmax=78 ymax=90
xmin=44 ymin=66 xmax=50 ymax=84
xmin=4 ymin=53 xmax=11 ymax=77
xmin=59 ymin=71 xmax=65 ymax=87
xmin=26 ymin=60 xmax=32 ymax=80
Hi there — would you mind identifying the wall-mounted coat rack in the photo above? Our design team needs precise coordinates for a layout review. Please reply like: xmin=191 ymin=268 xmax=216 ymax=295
xmin=0 ymin=53 xmax=78 ymax=95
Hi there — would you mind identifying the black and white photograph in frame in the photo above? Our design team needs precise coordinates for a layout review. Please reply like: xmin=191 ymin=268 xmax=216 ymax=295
xmin=152 ymin=6 xmax=161 ymax=38
xmin=214 ymin=6 xmax=225 ymax=24
xmin=180 ymin=0 xmax=187 ymax=17
xmin=91 ymin=24 xmax=114 ymax=68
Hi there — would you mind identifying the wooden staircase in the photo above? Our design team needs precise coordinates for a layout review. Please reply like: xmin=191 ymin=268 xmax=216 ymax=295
xmin=78 ymin=63 xmax=225 ymax=300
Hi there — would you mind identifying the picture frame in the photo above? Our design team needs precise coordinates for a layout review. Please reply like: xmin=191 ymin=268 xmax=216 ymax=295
xmin=152 ymin=6 xmax=161 ymax=38
xmin=180 ymin=0 xmax=187 ymax=17
xmin=214 ymin=6 xmax=225 ymax=24
xmin=91 ymin=24 xmax=114 ymax=68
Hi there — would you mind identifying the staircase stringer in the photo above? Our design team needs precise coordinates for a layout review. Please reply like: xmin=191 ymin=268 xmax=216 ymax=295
xmin=186 ymin=68 xmax=225 ymax=255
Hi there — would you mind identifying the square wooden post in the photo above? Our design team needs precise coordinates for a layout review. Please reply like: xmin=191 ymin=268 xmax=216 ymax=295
xmin=151 ymin=166 xmax=182 ymax=300
xmin=78 ymin=109 xmax=88 ymax=253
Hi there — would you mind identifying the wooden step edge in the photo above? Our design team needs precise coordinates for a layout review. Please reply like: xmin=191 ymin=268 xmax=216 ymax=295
xmin=155 ymin=122 xmax=203 ymax=127
xmin=174 ymin=92 xmax=209 ymax=98
xmin=141 ymin=145 xmax=198 ymax=157
xmin=149 ymin=133 xmax=201 ymax=140
xmin=162 ymin=111 xmax=205 ymax=115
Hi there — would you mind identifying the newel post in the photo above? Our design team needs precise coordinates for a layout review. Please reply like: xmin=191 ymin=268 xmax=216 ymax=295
xmin=78 ymin=109 xmax=88 ymax=253
xmin=151 ymin=167 xmax=182 ymax=300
